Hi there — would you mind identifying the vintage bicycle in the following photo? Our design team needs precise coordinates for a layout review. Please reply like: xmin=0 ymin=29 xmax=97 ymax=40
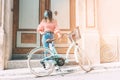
xmin=27 ymin=27 xmax=93 ymax=77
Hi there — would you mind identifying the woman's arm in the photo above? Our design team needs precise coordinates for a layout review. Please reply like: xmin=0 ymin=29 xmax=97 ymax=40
xmin=37 ymin=20 xmax=44 ymax=34
xmin=54 ymin=20 xmax=62 ymax=39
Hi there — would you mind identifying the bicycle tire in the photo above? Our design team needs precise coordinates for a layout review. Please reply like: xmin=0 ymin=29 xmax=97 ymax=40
xmin=27 ymin=47 xmax=55 ymax=76
xmin=77 ymin=47 xmax=93 ymax=72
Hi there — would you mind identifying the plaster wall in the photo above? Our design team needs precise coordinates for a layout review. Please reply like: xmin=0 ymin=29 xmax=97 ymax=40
xmin=98 ymin=0 xmax=120 ymax=62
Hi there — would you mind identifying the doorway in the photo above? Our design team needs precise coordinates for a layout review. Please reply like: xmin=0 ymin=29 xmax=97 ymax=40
xmin=12 ymin=0 xmax=76 ymax=60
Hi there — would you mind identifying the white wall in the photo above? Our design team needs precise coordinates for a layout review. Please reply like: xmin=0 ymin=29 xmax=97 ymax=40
xmin=98 ymin=0 xmax=120 ymax=62
xmin=98 ymin=0 xmax=120 ymax=35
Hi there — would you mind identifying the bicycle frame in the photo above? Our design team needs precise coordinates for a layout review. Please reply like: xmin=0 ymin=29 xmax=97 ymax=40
xmin=43 ymin=27 xmax=81 ymax=65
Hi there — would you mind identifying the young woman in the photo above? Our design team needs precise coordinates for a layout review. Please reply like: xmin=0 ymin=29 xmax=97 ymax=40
xmin=37 ymin=9 xmax=61 ymax=49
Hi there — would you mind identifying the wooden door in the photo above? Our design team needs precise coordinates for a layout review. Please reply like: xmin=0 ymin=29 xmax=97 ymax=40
xmin=13 ymin=0 xmax=50 ymax=54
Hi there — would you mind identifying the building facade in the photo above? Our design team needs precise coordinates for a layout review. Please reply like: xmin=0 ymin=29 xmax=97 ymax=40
xmin=0 ymin=0 xmax=120 ymax=70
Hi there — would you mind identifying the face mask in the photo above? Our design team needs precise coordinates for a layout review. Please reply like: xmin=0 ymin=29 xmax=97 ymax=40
xmin=44 ymin=11 xmax=48 ymax=18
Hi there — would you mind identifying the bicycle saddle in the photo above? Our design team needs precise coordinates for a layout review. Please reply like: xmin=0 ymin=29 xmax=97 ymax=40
xmin=46 ymin=38 xmax=56 ymax=43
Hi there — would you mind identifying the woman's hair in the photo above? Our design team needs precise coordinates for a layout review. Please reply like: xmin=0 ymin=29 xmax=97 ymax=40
xmin=44 ymin=9 xmax=53 ymax=21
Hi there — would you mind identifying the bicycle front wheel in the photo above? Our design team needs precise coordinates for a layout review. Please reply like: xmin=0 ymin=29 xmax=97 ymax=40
xmin=77 ymin=47 xmax=93 ymax=72
xmin=27 ymin=47 xmax=55 ymax=77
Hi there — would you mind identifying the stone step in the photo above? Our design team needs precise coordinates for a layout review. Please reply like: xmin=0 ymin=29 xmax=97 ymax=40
xmin=7 ymin=59 xmax=78 ymax=69
xmin=9 ymin=54 xmax=78 ymax=69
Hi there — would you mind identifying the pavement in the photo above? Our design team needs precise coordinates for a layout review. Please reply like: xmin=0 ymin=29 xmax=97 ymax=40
xmin=1 ymin=63 xmax=120 ymax=80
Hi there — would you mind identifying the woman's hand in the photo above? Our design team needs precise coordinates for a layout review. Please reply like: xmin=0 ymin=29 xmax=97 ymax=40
xmin=57 ymin=33 xmax=62 ymax=39
xmin=57 ymin=33 xmax=64 ymax=42
xmin=37 ymin=29 xmax=44 ymax=35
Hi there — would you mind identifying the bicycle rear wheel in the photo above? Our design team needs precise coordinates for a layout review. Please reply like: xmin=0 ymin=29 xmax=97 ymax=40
xmin=77 ymin=47 xmax=93 ymax=72
xmin=27 ymin=47 xmax=55 ymax=76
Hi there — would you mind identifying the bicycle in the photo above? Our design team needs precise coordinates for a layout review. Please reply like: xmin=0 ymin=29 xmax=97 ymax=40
xmin=27 ymin=27 xmax=93 ymax=77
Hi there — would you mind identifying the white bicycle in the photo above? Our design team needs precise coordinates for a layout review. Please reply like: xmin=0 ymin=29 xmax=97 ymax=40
xmin=27 ymin=27 xmax=93 ymax=77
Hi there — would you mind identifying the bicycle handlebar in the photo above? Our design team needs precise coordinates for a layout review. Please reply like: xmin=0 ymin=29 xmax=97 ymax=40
xmin=46 ymin=27 xmax=81 ymax=43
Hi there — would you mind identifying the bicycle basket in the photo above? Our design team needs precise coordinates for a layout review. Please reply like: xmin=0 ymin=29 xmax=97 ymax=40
xmin=71 ymin=27 xmax=81 ymax=41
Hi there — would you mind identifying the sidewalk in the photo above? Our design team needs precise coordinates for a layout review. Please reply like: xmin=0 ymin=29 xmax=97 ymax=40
xmin=1 ymin=62 xmax=120 ymax=80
